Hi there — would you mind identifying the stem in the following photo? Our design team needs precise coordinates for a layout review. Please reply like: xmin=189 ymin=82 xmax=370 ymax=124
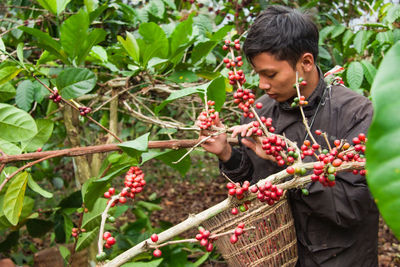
xmin=294 ymin=72 xmax=321 ymax=153
xmin=322 ymin=132 xmax=332 ymax=151
xmin=98 ymin=195 xmax=120 ymax=254
xmin=0 ymin=151 xmax=65 ymax=192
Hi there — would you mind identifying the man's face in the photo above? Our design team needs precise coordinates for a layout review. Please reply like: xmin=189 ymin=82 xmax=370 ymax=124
xmin=252 ymin=52 xmax=298 ymax=103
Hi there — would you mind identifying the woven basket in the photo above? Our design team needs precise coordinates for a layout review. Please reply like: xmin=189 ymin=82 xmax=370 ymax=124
xmin=203 ymin=197 xmax=298 ymax=267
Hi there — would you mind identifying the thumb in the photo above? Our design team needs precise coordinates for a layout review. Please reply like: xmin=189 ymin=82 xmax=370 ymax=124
xmin=214 ymin=112 xmax=224 ymax=127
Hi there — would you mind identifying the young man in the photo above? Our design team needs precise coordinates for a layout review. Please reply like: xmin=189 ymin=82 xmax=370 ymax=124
xmin=200 ymin=5 xmax=379 ymax=267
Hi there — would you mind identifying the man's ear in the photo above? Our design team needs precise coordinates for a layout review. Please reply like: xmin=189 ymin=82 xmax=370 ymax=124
xmin=300 ymin=53 xmax=315 ymax=72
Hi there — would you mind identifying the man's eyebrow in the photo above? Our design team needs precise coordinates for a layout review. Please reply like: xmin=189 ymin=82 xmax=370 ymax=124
xmin=255 ymin=68 xmax=277 ymax=73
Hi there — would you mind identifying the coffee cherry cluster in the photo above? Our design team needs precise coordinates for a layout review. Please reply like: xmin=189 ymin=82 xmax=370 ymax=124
xmin=49 ymin=89 xmax=62 ymax=103
xmin=228 ymin=68 xmax=245 ymax=85
xmin=71 ymin=227 xmax=86 ymax=238
xmin=222 ymin=39 xmax=241 ymax=51
xmin=226 ymin=180 xmax=250 ymax=200
xmin=79 ymin=106 xmax=92 ymax=116
xmin=251 ymin=181 xmax=283 ymax=206
xmin=230 ymin=222 xmax=245 ymax=244
xmin=198 ymin=100 xmax=216 ymax=130
xmin=307 ymin=132 xmax=367 ymax=187
xmin=291 ymin=95 xmax=308 ymax=108
xmin=104 ymin=166 xmax=146 ymax=207
xmin=102 ymin=231 xmax=116 ymax=249
xmin=149 ymin=234 xmax=163 ymax=257
xmin=261 ymin=134 xmax=290 ymax=166
xmin=195 ymin=227 xmax=214 ymax=252
xmin=234 ymin=88 xmax=257 ymax=118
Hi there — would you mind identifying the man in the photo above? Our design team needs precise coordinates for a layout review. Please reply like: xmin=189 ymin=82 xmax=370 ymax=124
xmin=200 ymin=5 xmax=379 ymax=266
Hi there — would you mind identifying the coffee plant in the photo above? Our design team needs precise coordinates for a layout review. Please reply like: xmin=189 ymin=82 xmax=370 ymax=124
xmin=0 ymin=0 xmax=399 ymax=266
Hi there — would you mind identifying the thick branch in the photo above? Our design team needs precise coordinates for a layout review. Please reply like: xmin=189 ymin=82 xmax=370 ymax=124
xmin=0 ymin=138 xmax=239 ymax=164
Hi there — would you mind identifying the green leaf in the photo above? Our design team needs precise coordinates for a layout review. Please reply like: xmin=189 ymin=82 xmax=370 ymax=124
xmin=0 ymin=138 xmax=21 ymax=155
xmin=27 ymin=175 xmax=53 ymax=198
xmin=376 ymin=31 xmax=394 ymax=45
xmin=83 ymin=167 xmax=129 ymax=210
xmin=21 ymin=119 xmax=54 ymax=152
xmin=318 ymin=46 xmax=331 ymax=60
xmin=367 ymin=42 xmax=400 ymax=239
xmin=63 ymin=213 xmax=73 ymax=243
xmin=26 ymin=219 xmax=54 ymax=237
xmin=162 ymin=0 xmax=176 ymax=9
xmin=19 ymin=26 xmax=67 ymax=62
xmin=81 ymin=197 xmax=107 ymax=231
xmin=360 ymin=60 xmax=377 ymax=85
xmin=138 ymin=23 xmax=168 ymax=66
xmin=58 ymin=245 xmax=70 ymax=265
xmin=346 ymin=61 xmax=364 ymax=90
xmin=3 ymin=172 xmax=29 ymax=225
xmin=210 ymin=25 xmax=234 ymax=42
xmin=0 ymin=37 xmax=5 ymax=53
xmin=118 ymin=133 xmax=150 ymax=158
xmin=168 ymin=71 xmax=198 ymax=83
xmin=136 ymin=201 xmax=162 ymax=212
xmin=84 ymin=0 xmax=98 ymax=12
xmin=90 ymin=45 xmax=108 ymax=62
xmin=16 ymin=80 xmax=35 ymax=111
xmin=118 ymin=32 xmax=141 ymax=63
xmin=191 ymin=41 xmax=218 ymax=64
xmin=75 ymin=226 xmax=99 ymax=251
xmin=0 ymin=167 xmax=18 ymax=196
xmin=60 ymin=9 xmax=89 ymax=61
xmin=36 ymin=0 xmax=71 ymax=15
xmin=158 ymin=149 xmax=191 ymax=176
xmin=0 ymin=66 xmax=22 ymax=85
xmin=331 ymin=24 xmax=346 ymax=39
xmin=319 ymin=25 xmax=335 ymax=44
xmin=56 ymin=68 xmax=97 ymax=99
xmin=58 ymin=190 xmax=82 ymax=209
xmin=0 ymin=231 xmax=19 ymax=252
xmin=121 ymin=258 xmax=163 ymax=267
xmin=353 ymin=31 xmax=373 ymax=54
xmin=170 ymin=16 xmax=193 ymax=56
xmin=342 ymin=29 xmax=354 ymax=47
xmin=147 ymin=0 xmax=165 ymax=19
xmin=16 ymin=43 xmax=25 ymax=67
xmin=207 ymin=76 xmax=226 ymax=111
xmin=0 ymin=82 xmax=16 ymax=102
xmin=77 ymin=28 xmax=107 ymax=66
xmin=0 ymin=103 xmax=37 ymax=142
xmin=155 ymin=82 xmax=209 ymax=114
xmin=193 ymin=252 xmax=210 ymax=266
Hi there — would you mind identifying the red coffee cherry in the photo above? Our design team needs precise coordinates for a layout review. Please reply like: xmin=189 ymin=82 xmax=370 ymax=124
xmin=151 ymin=233 xmax=158 ymax=242
xmin=153 ymin=249 xmax=162 ymax=257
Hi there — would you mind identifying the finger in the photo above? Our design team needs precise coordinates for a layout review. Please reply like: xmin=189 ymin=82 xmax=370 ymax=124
xmin=214 ymin=112 xmax=223 ymax=127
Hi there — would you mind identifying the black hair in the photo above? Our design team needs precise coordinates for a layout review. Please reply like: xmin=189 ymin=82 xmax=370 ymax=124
xmin=243 ymin=5 xmax=319 ymax=69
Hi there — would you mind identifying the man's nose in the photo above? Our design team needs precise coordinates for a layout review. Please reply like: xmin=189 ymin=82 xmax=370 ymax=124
xmin=259 ymin=77 xmax=271 ymax=90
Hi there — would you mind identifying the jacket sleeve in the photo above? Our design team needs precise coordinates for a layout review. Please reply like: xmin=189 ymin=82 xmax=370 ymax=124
xmin=219 ymin=142 xmax=254 ymax=184
xmin=300 ymin=99 xmax=377 ymax=228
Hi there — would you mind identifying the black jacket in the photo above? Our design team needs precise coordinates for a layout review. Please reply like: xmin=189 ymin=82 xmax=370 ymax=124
xmin=220 ymin=71 xmax=379 ymax=266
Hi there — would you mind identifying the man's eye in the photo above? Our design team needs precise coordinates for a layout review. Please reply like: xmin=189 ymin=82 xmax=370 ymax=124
xmin=265 ymin=73 xmax=276 ymax=78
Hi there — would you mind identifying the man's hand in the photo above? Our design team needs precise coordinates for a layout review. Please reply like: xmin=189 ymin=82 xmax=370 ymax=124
xmin=197 ymin=112 xmax=232 ymax=162
xmin=230 ymin=123 xmax=277 ymax=162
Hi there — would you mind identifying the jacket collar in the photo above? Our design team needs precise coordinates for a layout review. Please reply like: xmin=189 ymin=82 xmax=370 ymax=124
xmin=278 ymin=67 xmax=327 ymax=116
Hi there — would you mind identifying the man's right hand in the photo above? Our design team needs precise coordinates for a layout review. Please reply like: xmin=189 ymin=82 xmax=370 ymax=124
xmin=197 ymin=112 xmax=232 ymax=162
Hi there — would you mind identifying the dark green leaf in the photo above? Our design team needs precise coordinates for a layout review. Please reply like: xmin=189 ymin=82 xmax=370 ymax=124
xmin=210 ymin=25 xmax=234 ymax=41
xmin=318 ymin=46 xmax=331 ymax=60
xmin=76 ymin=226 xmax=99 ymax=251
xmin=0 ymin=231 xmax=19 ymax=252
xmin=168 ymin=71 xmax=198 ymax=83
xmin=157 ymin=149 xmax=191 ymax=176
xmin=56 ymin=68 xmax=97 ymax=99
xmin=58 ymin=245 xmax=70 ymax=265
xmin=27 ymin=175 xmax=53 ymax=198
xmin=331 ymin=24 xmax=346 ymax=39
xmin=77 ymin=28 xmax=107 ymax=65
xmin=19 ymin=26 xmax=67 ymax=62
xmin=3 ymin=172 xmax=28 ymax=225
xmin=36 ymin=0 xmax=71 ymax=14
xmin=61 ymin=9 xmax=89 ymax=60
xmin=207 ymin=76 xmax=226 ymax=111
xmin=58 ymin=190 xmax=82 ymax=209
xmin=138 ymin=23 xmax=168 ymax=66
xmin=26 ymin=219 xmax=54 ymax=237
xmin=21 ymin=119 xmax=54 ymax=152
xmin=367 ymin=42 xmax=400 ymax=239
